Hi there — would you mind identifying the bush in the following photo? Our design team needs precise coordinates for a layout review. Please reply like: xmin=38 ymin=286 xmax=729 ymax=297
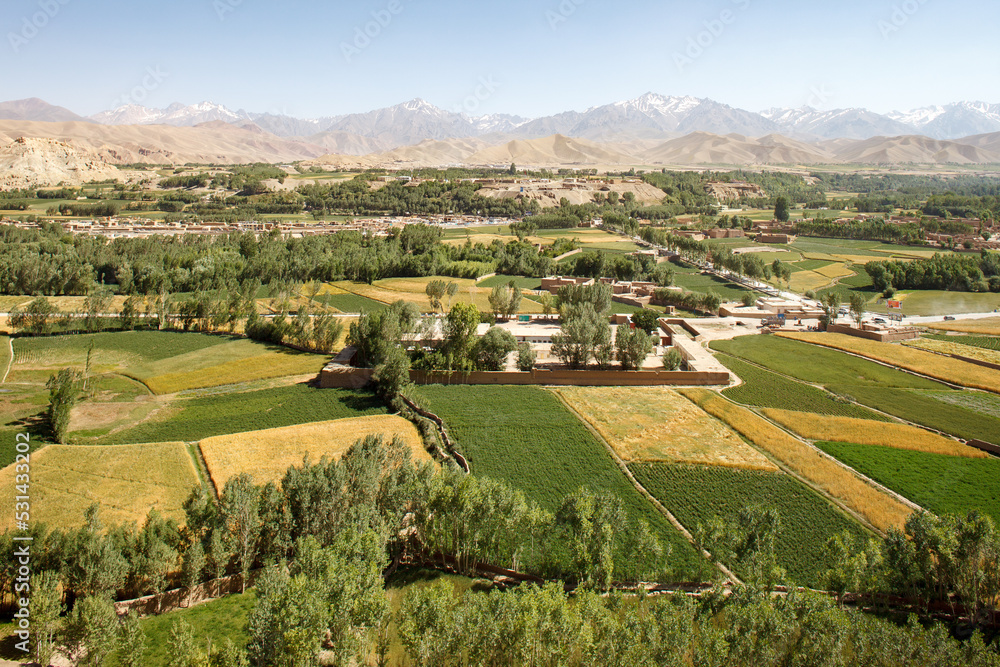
xmin=663 ymin=348 xmax=683 ymax=371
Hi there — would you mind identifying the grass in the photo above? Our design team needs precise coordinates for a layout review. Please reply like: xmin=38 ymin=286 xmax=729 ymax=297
xmin=894 ymin=290 xmax=1000 ymax=316
xmin=716 ymin=355 xmax=891 ymax=421
xmin=131 ymin=591 xmax=256 ymax=667
xmin=0 ymin=442 xmax=199 ymax=530
xmin=679 ymin=389 xmax=914 ymax=534
xmin=200 ymin=415 xmax=429 ymax=490
xmin=915 ymin=389 xmax=1000 ymax=420
xmin=925 ymin=317 xmax=1000 ymax=336
xmin=761 ymin=409 xmax=987 ymax=458
xmin=671 ymin=268 xmax=758 ymax=301
xmin=418 ymin=385 xmax=709 ymax=579
xmin=832 ymin=386 xmax=1000 ymax=445
xmin=777 ymin=332 xmax=1000 ymax=395
xmin=630 ymin=462 xmax=868 ymax=586
xmin=904 ymin=337 xmax=1000 ymax=366
xmin=552 ymin=387 xmax=776 ymax=470
xmin=106 ymin=385 xmax=388 ymax=444
xmin=712 ymin=335 xmax=942 ymax=389
xmin=816 ymin=442 xmax=1000 ymax=525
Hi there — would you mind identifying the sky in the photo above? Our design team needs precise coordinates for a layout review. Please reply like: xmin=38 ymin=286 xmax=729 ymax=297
xmin=1 ymin=0 xmax=998 ymax=119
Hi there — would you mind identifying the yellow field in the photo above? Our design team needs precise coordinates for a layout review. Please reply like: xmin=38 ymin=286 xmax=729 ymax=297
xmin=777 ymin=331 xmax=1000 ymax=395
xmin=553 ymin=386 xmax=777 ymax=470
xmin=761 ymin=409 xmax=987 ymax=458
xmin=142 ymin=352 xmax=326 ymax=394
xmin=199 ymin=415 xmax=430 ymax=489
xmin=925 ymin=318 xmax=1000 ymax=336
xmin=333 ymin=278 xmax=544 ymax=314
xmin=903 ymin=337 xmax=1000 ymax=366
xmin=815 ymin=264 xmax=856 ymax=280
xmin=0 ymin=442 xmax=199 ymax=530
xmin=679 ymin=389 xmax=913 ymax=533
xmin=789 ymin=271 xmax=836 ymax=293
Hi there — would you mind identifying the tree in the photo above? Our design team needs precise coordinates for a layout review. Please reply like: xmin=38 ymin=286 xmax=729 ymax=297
xmin=662 ymin=348 xmax=683 ymax=371
xmin=849 ymin=292 xmax=867 ymax=328
xmin=220 ymin=474 xmax=262 ymax=594
xmin=443 ymin=302 xmax=481 ymax=370
xmin=425 ymin=280 xmax=448 ymax=313
xmin=615 ymin=326 xmax=654 ymax=371
xmin=30 ymin=571 xmax=62 ymax=667
xmin=555 ymin=489 xmax=626 ymax=590
xmin=373 ymin=344 xmax=411 ymax=401
xmin=551 ymin=303 xmax=611 ymax=369
xmin=83 ymin=284 xmax=114 ymax=332
xmin=630 ymin=308 xmax=660 ymax=335
xmin=11 ymin=296 xmax=58 ymax=335
xmin=64 ymin=594 xmax=121 ymax=667
xmin=118 ymin=611 xmax=148 ymax=667
xmin=348 ymin=300 xmax=421 ymax=368
xmin=824 ymin=293 xmax=842 ymax=325
xmin=509 ymin=220 xmax=537 ymax=241
xmin=699 ymin=506 xmax=786 ymax=590
xmin=119 ymin=295 xmax=142 ymax=331
xmin=741 ymin=292 xmax=756 ymax=308
xmin=46 ymin=368 xmax=81 ymax=444
xmin=165 ymin=620 xmax=201 ymax=667
xmin=651 ymin=264 xmax=675 ymax=287
xmin=183 ymin=539 xmax=206 ymax=605
xmin=508 ymin=162 xmax=517 ymax=175
xmin=516 ymin=342 xmax=536 ymax=371
xmin=774 ymin=196 xmax=790 ymax=222
xmin=473 ymin=327 xmax=517 ymax=371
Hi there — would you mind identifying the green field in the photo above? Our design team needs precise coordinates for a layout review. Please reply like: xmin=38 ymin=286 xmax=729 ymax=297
xmin=629 ymin=462 xmax=869 ymax=586
xmin=477 ymin=275 xmax=543 ymax=290
xmin=915 ymin=389 xmax=1000 ymax=420
xmin=106 ymin=385 xmax=387 ymax=444
xmin=925 ymin=334 xmax=1000 ymax=351
xmin=671 ymin=264 xmax=758 ymax=301
xmin=791 ymin=259 xmax=835 ymax=273
xmin=832 ymin=386 xmax=1000 ymax=445
xmin=418 ymin=385 xmax=709 ymax=579
xmin=816 ymin=442 xmax=1000 ymax=524
xmin=314 ymin=292 xmax=388 ymax=313
xmin=716 ymin=355 xmax=889 ymax=420
xmin=896 ymin=291 xmax=1000 ymax=317
xmin=711 ymin=336 xmax=944 ymax=390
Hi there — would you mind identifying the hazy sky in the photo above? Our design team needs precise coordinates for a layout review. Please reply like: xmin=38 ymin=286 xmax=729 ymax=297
xmin=2 ymin=0 xmax=997 ymax=118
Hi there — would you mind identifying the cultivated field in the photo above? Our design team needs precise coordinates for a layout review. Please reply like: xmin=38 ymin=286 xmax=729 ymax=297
xmin=106 ymin=385 xmax=388 ymax=445
xmin=200 ymin=415 xmax=428 ymax=489
xmin=330 ymin=277 xmax=544 ymax=314
xmin=761 ymin=409 xmax=987 ymax=458
xmin=904 ymin=337 xmax=1000 ymax=366
xmin=553 ymin=386 xmax=776 ymax=470
xmin=679 ymin=389 xmax=913 ymax=534
xmin=0 ymin=442 xmax=200 ymax=530
xmin=894 ymin=290 xmax=1000 ymax=316
xmin=777 ymin=332 xmax=1000 ymax=394
xmin=817 ymin=442 xmax=1000 ymax=525
xmin=419 ymin=385 xmax=710 ymax=579
xmin=925 ymin=318 xmax=1000 ymax=336
xmin=630 ymin=462 xmax=868 ymax=585
xmin=717 ymin=354 xmax=889 ymax=420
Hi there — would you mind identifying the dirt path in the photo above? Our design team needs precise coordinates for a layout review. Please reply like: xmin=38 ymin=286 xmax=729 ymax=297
xmin=550 ymin=390 xmax=742 ymax=585
xmin=1 ymin=336 xmax=12 ymax=383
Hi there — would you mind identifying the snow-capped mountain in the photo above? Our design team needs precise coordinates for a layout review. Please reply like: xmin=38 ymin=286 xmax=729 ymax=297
xmin=888 ymin=101 xmax=1000 ymax=139
xmin=91 ymin=101 xmax=251 ymax=127
xmin=761 ymin=107 xmax=914 ymax=140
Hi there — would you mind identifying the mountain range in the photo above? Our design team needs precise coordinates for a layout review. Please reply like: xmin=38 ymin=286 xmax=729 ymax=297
xmin=2 ymin=95 xmax=1000 ymax=172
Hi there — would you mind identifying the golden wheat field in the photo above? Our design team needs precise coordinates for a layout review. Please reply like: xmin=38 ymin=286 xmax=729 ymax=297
xmin=332 ymin=278 xmax=545 ymax=314
xmin=679 ymin=389 xmax=913 ymax=533
xmin=761 ymin=409 xmax=987 ymax=458
xmin=925 ymin=317 xmax=1000 ymax=336
xmin=199 ymin=415 xmax=430 ymax=489
xmin=0 ymin=442 xmax=199 ymax=530
xmin=777 ymin=331 xmax=1000 ymax=395
xmin=903 ymin=337 xmax=1000 ymax=366
xmin=553 ymin=386 xmax=777 ymax=470
xmin=142 ymin=352 xmax=327 ymax=394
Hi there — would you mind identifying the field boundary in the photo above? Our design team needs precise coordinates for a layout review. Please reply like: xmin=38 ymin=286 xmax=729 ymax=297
xmin=550 ymin=389 xmax=741 ymax=585
xmin=1 ymin=337 xmax=12 ymax=383
xmin=187 ymin=441 xmax=216 ymax=498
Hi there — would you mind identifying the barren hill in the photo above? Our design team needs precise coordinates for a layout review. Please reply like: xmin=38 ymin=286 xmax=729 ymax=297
xmin=465 ymin=135 xmax=634 ymax=166
xmin=832 ymin=135 xmax=1000 ymax=164
xmin=0 ymin=137 xmax=134 ymax=189
xmin=642 ymin=132 xmax=834 ymax=165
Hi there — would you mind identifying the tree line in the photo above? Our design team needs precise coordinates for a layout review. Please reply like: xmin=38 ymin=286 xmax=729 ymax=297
xmin=866 ymin=251 xmax=1000 ymax=293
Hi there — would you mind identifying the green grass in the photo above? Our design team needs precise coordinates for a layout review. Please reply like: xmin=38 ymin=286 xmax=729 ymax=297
xmin=12 ymin=331 xmax=232 ymax=366
xmin=925 ymin=334 xmax=1000 ymax=351
xmin=313 ymin=292 xmax=387 ymax=313
xmin=106 ymin=385 xmax=387 ymax=444
xmin=126 ymin=590 xmax=256 ymax=667
xmin=672 ymin=269 xmax=760 ymax=301
xmin=629 ymin=462 xmax=869 ymax=586
xmin=895 ymin=291 xmax=1000 ymax=317
xmin=816 ymin=442 xmax=1000 ymax=525
xmin=831 ymin=386 xmax=1000 ymax=445
xmin=478 ymin=275 xmax=543 ymax=290
xmin=717 ymin=354 xmax=889 ymax=420
xmin=418 ymin=385 xmax=709 ymax=579
xmin=711 ymin=336 xmax=943 ymax=390
xmin=791 ymin=260 xmax=835 ymax=272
